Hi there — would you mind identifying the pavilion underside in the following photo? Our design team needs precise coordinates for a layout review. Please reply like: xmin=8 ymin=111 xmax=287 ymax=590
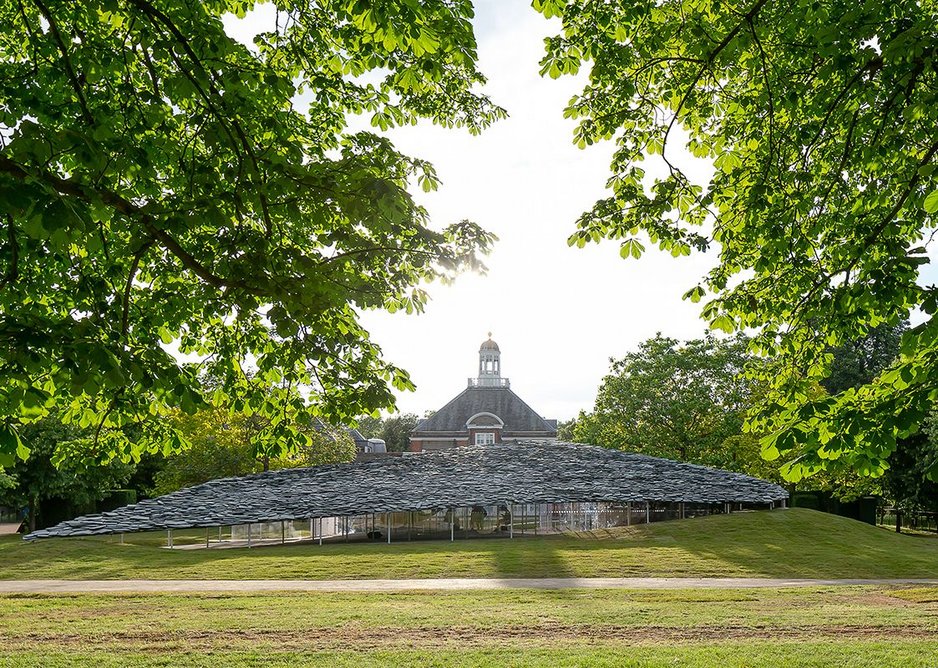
xmin=25 ymin=442 xmax=789 ymax=544
xmin=148 ymin=500 xmax=779 ymax=550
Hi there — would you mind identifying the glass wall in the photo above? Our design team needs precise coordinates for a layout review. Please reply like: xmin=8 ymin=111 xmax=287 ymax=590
xmin=165 ymin=500 xmax=779 ymax=548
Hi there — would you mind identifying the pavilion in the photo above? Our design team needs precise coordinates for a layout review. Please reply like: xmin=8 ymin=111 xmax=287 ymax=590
xmin=25 ymin=442 xmax=788 ymax=546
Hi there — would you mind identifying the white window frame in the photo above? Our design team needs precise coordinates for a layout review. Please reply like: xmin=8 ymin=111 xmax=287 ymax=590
xmin=466 ymin=412 xmax=505 ymax=429
xmin=474 ymin=432 xmax=496 ymax=445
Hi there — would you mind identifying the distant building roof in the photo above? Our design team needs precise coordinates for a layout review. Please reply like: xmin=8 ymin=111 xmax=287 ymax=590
xmin=412 ymin=386 xmax=556 ymax=436
xmin=480 ymin=335 xmax=499 ymax=351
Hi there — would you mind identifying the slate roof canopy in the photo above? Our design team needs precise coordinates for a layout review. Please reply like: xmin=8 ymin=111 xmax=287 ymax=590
xmin=25 ymin=442 xmax=789 ymax=540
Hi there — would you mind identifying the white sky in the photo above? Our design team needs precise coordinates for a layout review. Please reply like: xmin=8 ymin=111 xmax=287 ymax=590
xmin=357 ymin=0 xmax=716 ymax=421
xmin=224 ymin=1 xmax=721 ymax=422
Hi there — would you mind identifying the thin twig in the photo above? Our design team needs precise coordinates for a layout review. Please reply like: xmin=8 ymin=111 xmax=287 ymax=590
xmin=29 ymin=0 xmax=95 ymax=126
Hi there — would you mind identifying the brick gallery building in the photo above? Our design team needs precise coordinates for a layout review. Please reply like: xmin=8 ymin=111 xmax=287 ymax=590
xmin=409 ymin=335 xmax=558 ymax=452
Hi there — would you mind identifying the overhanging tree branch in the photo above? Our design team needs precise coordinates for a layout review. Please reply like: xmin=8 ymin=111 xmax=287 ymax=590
xmin=0 ymin=214 xmax=19 ymax=291
xmin=0 ymin=156 xmax=263 ymax=295
xmin=121 ymin=238 xmax=154 ymax=340
xmin=28 ymin=0 xmax=95 ymax=127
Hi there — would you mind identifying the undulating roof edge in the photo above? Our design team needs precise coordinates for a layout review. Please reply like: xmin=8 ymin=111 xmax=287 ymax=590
xmin=25 ymin=442 xmax=788 ymax=540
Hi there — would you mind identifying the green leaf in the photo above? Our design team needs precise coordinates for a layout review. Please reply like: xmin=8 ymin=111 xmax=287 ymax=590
xmin=760 ymin=437 xmax=780 ymax=461
xmin=925 ymin=189 xmax=938 ymax=214
xmin=619 ymin=238 xmax=644 ymax=259
xmin=0 ymin=424 xmax=24 ymax=465
xmin=709 ymin=315 xmax=736 ymax=334
xmin=926 ymin=456 xmax=938 ymax=482
xmin=682 ymin=286 xmax=707 ymax=303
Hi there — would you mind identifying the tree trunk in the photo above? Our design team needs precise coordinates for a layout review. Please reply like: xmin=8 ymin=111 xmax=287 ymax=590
xmin=895 ymin=509 xmax=902 ymax=533
xmin=28 ymin=495 xmax=37 ymax=533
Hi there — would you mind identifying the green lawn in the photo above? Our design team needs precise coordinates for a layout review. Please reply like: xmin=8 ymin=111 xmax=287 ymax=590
xmin=1 ymin=586 xmax=936 ymax=666
xmin=1 ymin=509 xmax=936 ymax=580
xmin=3 ymin=510 xmax=937 ymax=667
xmin=6 ymin=646 xmax=938 ymax=668
xmin=7 ymin=644 xmax=937 ymax=668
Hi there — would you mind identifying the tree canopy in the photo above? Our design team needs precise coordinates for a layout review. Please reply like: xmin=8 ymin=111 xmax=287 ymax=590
xmin=573 ymin=334 xmax=756 ymax=469
xmin=354 ymin=412 xmax=418 ymax=452
xmin=0 ymin=415 xmax=133 ymax=531
xmin=7 ymin=0 xmax=936 ymax=484
xmin=897 ymin=419 xmax=938 ymax=512
xmin=823 ymin=322 xmax=936 ymax=510
xmin=0 ymin=0 xmax=501 ymax=466
xmin=821 ymin=323 xmax=907 ymax=396
xmin=152 ymin=409 xmax=354 ymax=495
xmin=536 ymin=0 xmax=938 ymax=479
xmin=573 ymin=330 xmax=925 ymax=499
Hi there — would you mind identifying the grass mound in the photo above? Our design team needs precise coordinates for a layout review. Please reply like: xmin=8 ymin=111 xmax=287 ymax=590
xmin=1 ymin=508 xmax=935 ymax=580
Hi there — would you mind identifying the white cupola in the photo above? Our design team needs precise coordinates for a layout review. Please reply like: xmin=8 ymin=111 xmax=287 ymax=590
xmin=473 ymin=333 xmax=509 ymax=387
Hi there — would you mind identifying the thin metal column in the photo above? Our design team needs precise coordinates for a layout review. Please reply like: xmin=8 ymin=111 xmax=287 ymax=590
xmin=645 ymin=502 xmax=650 ymax=524
xmin=167 ymin=529 xmax=173 ymax=549
xmin=206 ymin=527 xmax=210 ymax=548
xmin=627 ymin=502 xmax=631 ymax=527
xmin=281 ymin=520 xmax=285 ymax=544
xmin=387 ymin=512 xmax=391 ymax=544
xmin=319 ymin=518 xmax=323 ymax=546
xmin=450 ymin=508 xmax=455 ymax=542
xmin=247 ymin=523 xmax=252 ymax=548
xmin=509 ymin=504 xmax=514 ymax=539
xmin=680 ymin=502 xmax=685 ymax=520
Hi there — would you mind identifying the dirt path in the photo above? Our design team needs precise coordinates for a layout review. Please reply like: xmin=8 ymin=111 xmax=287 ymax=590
xmin=10 ymin=623 xmax=938 ymax=652
xmin=1 ymin=577 xmax=936 ymax=593
xmin=0 ymin=523 xmax=22 ymax=536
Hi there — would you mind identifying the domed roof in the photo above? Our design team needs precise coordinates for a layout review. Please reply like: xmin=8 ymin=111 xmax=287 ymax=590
xmin=480 ymin=332 xmax=499 ymax=351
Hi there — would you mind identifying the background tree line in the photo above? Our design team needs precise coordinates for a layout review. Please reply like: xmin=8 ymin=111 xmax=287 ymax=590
xmin=568 ymin=327 xmax=937 ymax=514
xmin=354 ymin=413 xmax=421 ymax=453
xmin=0 ymin=405 xmax=424 ymax=531
xmin=0 ymin=408 xmax=357 ymax=531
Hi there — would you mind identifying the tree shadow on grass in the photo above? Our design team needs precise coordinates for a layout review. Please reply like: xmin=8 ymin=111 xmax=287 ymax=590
xmin=676 ymin=509 xmax=938 ymax=579
xmin=482 ymin=534 xmax=578 ymax=580
xmin=558 ymin=508 xmax=938 ymax=579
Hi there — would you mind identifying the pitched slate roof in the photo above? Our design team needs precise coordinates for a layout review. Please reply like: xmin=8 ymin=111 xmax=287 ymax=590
xmin=412 ymin=387 xmax=556 ymax=435
xmin=347 ymin=428 xmax=367 ymax=448
xmin=25 ymin=442 xmax=787 ymax=540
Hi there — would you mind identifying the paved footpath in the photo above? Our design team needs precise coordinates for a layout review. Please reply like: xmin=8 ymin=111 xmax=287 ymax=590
xmin=1 ymin=577 xmax=936 ymax=593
